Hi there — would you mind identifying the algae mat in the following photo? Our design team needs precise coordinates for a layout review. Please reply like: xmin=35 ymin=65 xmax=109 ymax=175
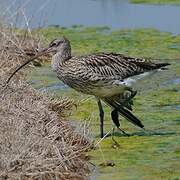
xmin=28 ymin=27 xmax=180 ymax=180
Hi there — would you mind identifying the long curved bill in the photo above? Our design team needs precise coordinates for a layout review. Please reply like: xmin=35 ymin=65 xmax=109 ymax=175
xmin=6 ymin=47 xmax=52 ymax=84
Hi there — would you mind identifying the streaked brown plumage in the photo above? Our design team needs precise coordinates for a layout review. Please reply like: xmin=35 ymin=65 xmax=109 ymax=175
xmin=48 ymin=37 xmax=170 ymax=137
xmin=7 ymin=37 xmax=170 ymax=138
xmin=53 ymin=52 xmax=168 ymax=96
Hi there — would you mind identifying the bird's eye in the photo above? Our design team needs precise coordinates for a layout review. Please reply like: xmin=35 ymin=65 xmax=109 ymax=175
xmin=49 ymin=42 xmax=57 ymax=47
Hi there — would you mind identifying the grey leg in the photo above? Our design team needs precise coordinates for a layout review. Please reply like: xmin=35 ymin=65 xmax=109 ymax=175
xmin=96 ymin=97 xmax=104 ymax=138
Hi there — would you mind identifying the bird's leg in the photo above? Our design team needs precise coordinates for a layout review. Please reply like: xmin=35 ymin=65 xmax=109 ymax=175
xmin=111 ymin=109 xmax=130 ymax=137
xmin=96 ymin=97 xmax=104 ymax=138
xmin=117 ymin=127 xmax=130 ymax=137
xmin=111 ymin=127 xmax=120 ymax=147
xmin=124 ymin=90 xmax=137 ymax=104
xmin=121 ymin=90 xmax=137 ymax=110
xmin=111 ymin=109 xmax=120 ymax=128
xmin=110 ymin=112 xmax=121 ymax=148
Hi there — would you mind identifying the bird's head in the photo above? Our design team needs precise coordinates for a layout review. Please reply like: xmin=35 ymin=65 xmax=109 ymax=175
xmin=6 ymin=37 xmax=71 ymax=84
xmin=45 ymin=37 xmax=71 ymax=56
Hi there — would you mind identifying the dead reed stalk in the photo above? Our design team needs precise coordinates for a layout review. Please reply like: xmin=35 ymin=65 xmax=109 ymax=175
xmin=0 ymin=25 xmax=91 ymax=180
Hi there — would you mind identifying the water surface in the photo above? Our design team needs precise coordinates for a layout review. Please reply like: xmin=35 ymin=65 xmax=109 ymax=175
xmin=2 ymin=0 xmax=180 ymax=34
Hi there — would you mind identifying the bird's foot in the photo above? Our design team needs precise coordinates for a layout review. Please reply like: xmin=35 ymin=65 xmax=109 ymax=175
xmin=111 ymin=127 xmax=121 ymax=149
xmin=111 ymin=127 xmax=131 ymax=149
xmin=111 ymin=136 xmax=121 ymax=149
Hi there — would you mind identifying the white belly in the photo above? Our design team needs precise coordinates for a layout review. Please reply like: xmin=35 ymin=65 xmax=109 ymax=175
xmin=90 ymin=82 xmax=128 ymax=97
xmin=91 ymin=70 xmax=160 ymax=97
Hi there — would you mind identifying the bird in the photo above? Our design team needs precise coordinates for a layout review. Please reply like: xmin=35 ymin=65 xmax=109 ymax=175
xmin=7 ymin=37 xmax=170 ymax=138
xmin=46 ymin=37 xmax=170 ymax=137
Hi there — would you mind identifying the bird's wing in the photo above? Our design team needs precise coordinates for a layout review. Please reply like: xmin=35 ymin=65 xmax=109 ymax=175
xmin=103 ymin=96 xmax=144 ymax=129
xmin=81 ymin=53 xmax=170 ymax=80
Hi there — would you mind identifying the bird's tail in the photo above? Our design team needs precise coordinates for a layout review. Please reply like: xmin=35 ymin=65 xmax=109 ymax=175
xmin=155 ymin=62 xmax=170 ymax=70
xmin=134 ymin=61 xmax=170 ymax=71
xmin=103 ymin=97 xmax=144 ymax=128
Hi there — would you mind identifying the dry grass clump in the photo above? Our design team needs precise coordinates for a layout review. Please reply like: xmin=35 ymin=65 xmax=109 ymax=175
xmin=0 ymin=26 xmax=91 ymax=180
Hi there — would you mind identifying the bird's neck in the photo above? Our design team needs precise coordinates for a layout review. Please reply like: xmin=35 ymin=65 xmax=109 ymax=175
xmin=51 ymin=49 xmax=71 ymax=72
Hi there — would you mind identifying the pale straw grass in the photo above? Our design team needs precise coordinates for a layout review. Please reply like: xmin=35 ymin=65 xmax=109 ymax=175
xmin=0 ymin=19 xmax=91 ymax=180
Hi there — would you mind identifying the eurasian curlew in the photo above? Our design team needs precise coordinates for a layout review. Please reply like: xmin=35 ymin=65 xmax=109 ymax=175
xmin=7 ymin=37 xmax=170 ymax=138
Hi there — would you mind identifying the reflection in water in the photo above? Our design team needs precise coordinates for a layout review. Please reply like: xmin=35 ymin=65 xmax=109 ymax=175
xmin=1 ymin=0 xmax=180 ymax=34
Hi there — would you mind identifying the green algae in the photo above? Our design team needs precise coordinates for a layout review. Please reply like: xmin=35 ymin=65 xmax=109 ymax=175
xmin=130 ymin=0 xmax=180 ymax=6
xmin=28 ymin=27 xmax=180 ymax=180
xmin=35 ymin=27 xmax=180 ymax=60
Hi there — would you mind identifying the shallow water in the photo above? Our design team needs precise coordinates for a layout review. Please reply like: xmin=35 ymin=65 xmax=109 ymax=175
xmin=39 ymin=83 xmax=68 ymax=92
xmin=161 ymin=104 xmax=180 ymax=110
xmin=25 ymin=27 xmax=180 ymax=179
xmin=162 ymin=78 xmax=180 ymax=86
xmin=27 ymin=60 xmax=180 ymax=180
xmin=2 ymin=0 xmax=180 ymax=34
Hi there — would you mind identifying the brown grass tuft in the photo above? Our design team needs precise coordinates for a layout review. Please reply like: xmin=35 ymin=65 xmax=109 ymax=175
xmin=0 ymin=26 xmax=91 ymax=180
